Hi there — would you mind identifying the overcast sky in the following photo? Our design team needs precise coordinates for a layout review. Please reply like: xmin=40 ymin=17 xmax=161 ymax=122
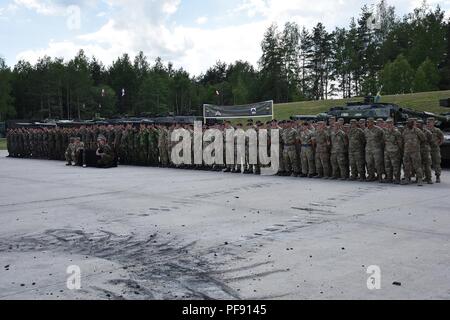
xmin=0 ymin=0 xmax=449 ymax=75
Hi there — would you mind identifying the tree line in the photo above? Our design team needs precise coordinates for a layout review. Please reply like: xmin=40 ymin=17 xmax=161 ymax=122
xmin=0 ymin=0 xmax=449 ymax=121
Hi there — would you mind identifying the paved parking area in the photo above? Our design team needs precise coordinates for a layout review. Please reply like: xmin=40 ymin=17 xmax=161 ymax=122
xmin=0 ymin=151 xmax=449 ymax=299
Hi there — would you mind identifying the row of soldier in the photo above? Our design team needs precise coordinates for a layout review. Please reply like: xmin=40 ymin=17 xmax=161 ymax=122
xmin=6 ymin=116 xmax=444 ymax=185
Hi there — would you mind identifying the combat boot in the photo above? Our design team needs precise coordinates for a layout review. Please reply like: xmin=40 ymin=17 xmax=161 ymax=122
xmin=401 ymin=178 xmax=411 ymax=185
xmin=436 ymin=175 xmax=441 ymax=183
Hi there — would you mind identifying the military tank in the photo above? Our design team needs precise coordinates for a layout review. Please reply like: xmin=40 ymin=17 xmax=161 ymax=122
xmin=291 ymin=96 xmax=450 ymax=162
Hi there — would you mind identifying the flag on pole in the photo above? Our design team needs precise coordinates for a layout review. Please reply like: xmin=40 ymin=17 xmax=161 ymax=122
xmin=375 ymin=85 xmax=383 ymax=103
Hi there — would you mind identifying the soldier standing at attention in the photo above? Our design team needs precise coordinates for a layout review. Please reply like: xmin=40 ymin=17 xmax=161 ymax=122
xmin=281 ymin=121 xmax=300 ymax=177
xmin=377 ymin=119 xmax=386 ymax=130
xmin=127 ymin=125 xmax=136 ymax=165
xmin=328 ymin=117 xmax=336 ymax=134
xmin=158 ymin=125 xmax=169 ymax=167
xmin=426 ymin=117 xmax=444 ymax=183
xmin=402 ymin=118 xmax=426 ymax=186
xmin=299 ymin=122 xmax=315 ymax=178
xmin=312 ymin=121 xmax=331 ymax=179
xmin=383 ymin=119 xmax=403 ymax=184
xmin=348 ymin=119 xmax=366 ymax=181
xmin=138 ymin=123 xmax=149 ymax=166
xmin=364 ymin=118 xmax=385 ymax=182
xmin=417 ymin=120 xmax=434 ymax=184
xmin=330 ymin=121 xmax=348 ymax=180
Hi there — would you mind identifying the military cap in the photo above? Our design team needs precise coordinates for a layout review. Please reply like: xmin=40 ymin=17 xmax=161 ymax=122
xmin=427 ymin=117 xmax=435 ymax=122
xmin=97 ymin=134 xmax=107 ymax=141
xmin=407 ymin=118 xmax=416 ymax=122
xmin=367 ymin=117 xmax=375 ymax=122
xmin=386 ymin=119 xmax=394 ymax=123
xmin=417 ymin=119 xmax=424 ymax=124
xmin=350 ymin=119 xmax=357 ymax=123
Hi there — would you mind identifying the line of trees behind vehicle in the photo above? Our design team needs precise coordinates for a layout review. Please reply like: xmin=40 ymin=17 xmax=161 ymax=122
xmin=0 ymin=0 xmax=449 ymax=121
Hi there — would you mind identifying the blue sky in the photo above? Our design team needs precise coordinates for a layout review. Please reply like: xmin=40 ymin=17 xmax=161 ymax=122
xmin=0 ymin=0 xmax=449 ymax=75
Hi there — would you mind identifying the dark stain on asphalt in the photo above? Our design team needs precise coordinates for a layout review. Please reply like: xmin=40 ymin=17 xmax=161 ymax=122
xmin=0 ymin=228 xmax=240 ymax=300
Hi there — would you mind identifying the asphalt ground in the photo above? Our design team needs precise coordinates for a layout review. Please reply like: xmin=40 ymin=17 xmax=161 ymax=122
xmin=0 ymin=150 xmax=449 ymax=300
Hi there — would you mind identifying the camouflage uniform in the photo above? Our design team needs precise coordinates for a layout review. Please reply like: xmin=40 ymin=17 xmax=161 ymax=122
xmin=348 ymin=124 xmax=366 ymax=180
xmin=419 ymin=127 xmax=433 ymax=183
xmin=281 ymin=127 xmax=300 ymax=176
xmin=120 ymin=128 xmax=129 ymax=164
xmin=138 ymin=127 xmax=149 ymax=166
xmin=364 ymin=125 xmax=385 ymax=181
xmin=313 ymin=128 xmax=330 ymax=178
xmin=148 ymin=127 xmax=159 ymax=166
xmin=402 ymin=126 xmax=426 ymax=185
xmin=158 ymin=127 xmax=169 ymax=167
xmin=97 ymin=143 xmax=115 ymax=168
xmin=428 ymin=126 xmax=444 ymax=181
xmin=384 ymin=127 xmax=403 ymax=183
xmin=127 ymin=128 xmax=136 ymax=165
xmin=299 ymin=128 xmax=315 ymax=176
xmin=65 ymin=139 xmax=76 ymax=164
xmin=330 ymin=128 xmax=348 ymax=179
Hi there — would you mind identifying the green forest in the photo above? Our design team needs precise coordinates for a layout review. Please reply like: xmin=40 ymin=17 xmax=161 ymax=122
xmin=0 ymin=0 xmax=449 ymax=121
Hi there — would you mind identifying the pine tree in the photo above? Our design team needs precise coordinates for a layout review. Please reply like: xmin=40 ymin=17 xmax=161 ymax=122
xmin=381 ymin=54 xmax=414 ymax=94
xmin=413 ymin=58 xmax=440 ymax=92
xmin=259 ymin=23 xmax=287 ymax=103
xmin=0 ymin=58 xmax=15 ymax=120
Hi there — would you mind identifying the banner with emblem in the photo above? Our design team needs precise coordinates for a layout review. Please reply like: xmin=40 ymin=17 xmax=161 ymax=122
xmin=203 ymin=101 xmax=273 ymax=120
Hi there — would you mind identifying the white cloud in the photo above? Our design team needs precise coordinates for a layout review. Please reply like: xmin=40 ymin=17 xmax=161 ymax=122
xmin=195 ymin=16 xmax=208 ymax=25
xmin=14 ymin=0 xmax=67 ymax=15
xmin=12 ymin=0 xmax=450 ymax=75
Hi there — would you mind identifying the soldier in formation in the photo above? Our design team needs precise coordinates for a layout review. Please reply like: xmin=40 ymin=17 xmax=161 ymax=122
xmin=5 ymin=117 xmax=444 ymax=184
